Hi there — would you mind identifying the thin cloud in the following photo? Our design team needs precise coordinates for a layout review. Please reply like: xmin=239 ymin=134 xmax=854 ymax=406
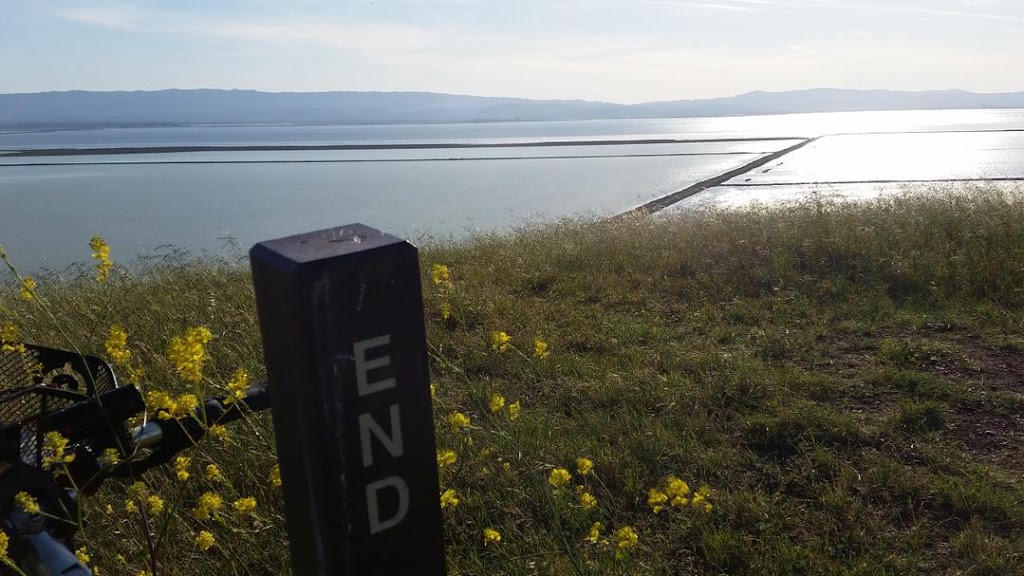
xmin=52 ymin=5 xmax=140 ymax=28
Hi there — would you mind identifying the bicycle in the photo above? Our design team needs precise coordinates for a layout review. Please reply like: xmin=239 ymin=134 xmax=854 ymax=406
xmin=0 ymin=343 xmax=269 ymax=575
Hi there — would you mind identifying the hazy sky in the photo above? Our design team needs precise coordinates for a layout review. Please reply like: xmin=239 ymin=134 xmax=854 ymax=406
xmin=3 ymin=0 xmax=1022 ymax=103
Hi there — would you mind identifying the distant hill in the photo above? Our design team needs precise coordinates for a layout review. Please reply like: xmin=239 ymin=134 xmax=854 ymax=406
xmin=2 ymin=88 xmax=1023 ymax=128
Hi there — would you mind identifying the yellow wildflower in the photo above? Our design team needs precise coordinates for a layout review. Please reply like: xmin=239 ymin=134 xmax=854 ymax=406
xmin=490 ymin=331 xmax=511 ymax=353
xmin=166 ymin=326 xmax=213 ymax=384
xmin=207 ymin=424 xmax=229 ymax=441
xmin=170 ymin=393 xmax=197 ymax=419
xmin=75 ymin=546 xmax=90 ymax=565
xmin=146 ymin=390 xmax=177 ymax=420
xmin=232 ymin=497 xmax=257 ymax=517
xmin=0 ymin=531 xmax=8 ymax=559
xmin=666 ymin=476 xmax=691 ymax=508
xmin=174 ymin=456 xmax=191 ymax=483
xmin=205 ymin=464 xmax=225 ymax=483
xmin=104 ymin=326 xmax=131 ymax=366
xmin=440 ymin=488 xmax=459 ymax=509
xmin=533 ymin=338 xmax=550 ymax=360
xmin=548 ymin=468 xmax=572 ymax=488
xmin=576 ymin=457 xmax=594 ymax=476
xmin=192 ymin=492 xmax=223 ymax=520
xmin=647 ymin=488 xmax=668 ymax=513
xmin=105 ymin=504 xmax=114 ymax=515
xmin=268 ymin=465 xmax=282 ymax=488
xmin=0 ymin=322 xmax=25 ymax=354
xmin=20 ymin=277 xmax=36 ymax=301
xmin=482 ymin=528 xmax=501 ymax=546
xmin=441 ymin=302 xmax=451 ymax=321
xmin=15 ymin=492 xmax=40 ymax=514
xmin=507 ymin=401 xmax=521 ymax=421
xmin=146 ymin=495 xmax=165 ymax=515
xmin=613 ymin=526 xmax=639 ymax=549
xmin=42 ymin=431 xmax=74 ymax=469
xmin=447 ymin=411 xmax=471 ymax=432
xmin=127 ymin=481 xmax=147 ymax=500
xmin=101 ymin=447 xmax=121 ymax=466
xmin=195 ymin=530 xmax=215 ymax=552
xmin=89 ymin=236 xmax=113 ymax=284
xmin=488 ymin=393 xmax=505 ymax=413
xmin=223 ymin=367 xmax=249 ymax=405
xmin=578 ymin=491 xmax=598 ymax=511
xmin=124 ymin=500 xmax=138 ymax=514
xmin=436 ymin=449 xmax=457 ymax=468
xmin=431 ymin=264 xmax=453 ymax=290
xmin=585 ymin=522 xmax=603 ymax=544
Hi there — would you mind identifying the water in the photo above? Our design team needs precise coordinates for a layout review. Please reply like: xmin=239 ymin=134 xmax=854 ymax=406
xmin=1 ymin=109 xmax=1023 ymax=271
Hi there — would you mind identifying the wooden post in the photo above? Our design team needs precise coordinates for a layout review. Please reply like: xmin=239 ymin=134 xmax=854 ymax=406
xmin=250 ymin=224 xmax=445 ymax=575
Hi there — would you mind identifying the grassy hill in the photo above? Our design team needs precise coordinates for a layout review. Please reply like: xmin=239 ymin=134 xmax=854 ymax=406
xmin=2 ymin=184 xmax=1023 ymax=575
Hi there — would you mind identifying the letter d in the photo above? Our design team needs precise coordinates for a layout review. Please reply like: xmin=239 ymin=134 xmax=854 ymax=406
xmin=366 ymin=476 xmax=410 ymax=535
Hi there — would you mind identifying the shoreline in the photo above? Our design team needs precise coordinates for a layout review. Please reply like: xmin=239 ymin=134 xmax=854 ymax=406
xmin=1 ymin=137 xmax=803 ymax=157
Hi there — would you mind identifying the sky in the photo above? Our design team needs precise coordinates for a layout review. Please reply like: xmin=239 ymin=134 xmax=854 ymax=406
xmin=2 ymin=0 xmax=1023 ymax=103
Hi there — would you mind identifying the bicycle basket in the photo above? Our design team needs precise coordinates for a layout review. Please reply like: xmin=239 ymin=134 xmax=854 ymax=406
xmin=0 ymin=345 xmax=118 ymax=464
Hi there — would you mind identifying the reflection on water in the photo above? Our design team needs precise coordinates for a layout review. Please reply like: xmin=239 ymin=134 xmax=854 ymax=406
xmin=2 ymin=109 xmax=1024 ymax=271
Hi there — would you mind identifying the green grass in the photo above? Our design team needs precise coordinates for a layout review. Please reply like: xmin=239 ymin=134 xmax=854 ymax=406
xmin=3 ymin=185 xmax=1024 ymax=574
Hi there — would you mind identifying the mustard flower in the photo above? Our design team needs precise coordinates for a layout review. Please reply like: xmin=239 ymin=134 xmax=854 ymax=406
xmin=192 ymin=492 xmax=223 ymax=520
xmin=647 ymin=488 xmax=668 ymax=514
xmin=146 ymin=495 xmax=165 ymax=515
xmin=15 ymin=492 xmax=40 ymax=514
xmin=436 ymin=449 xmax=457 ymax=468
xmin=613 ymin=526 xmax=639 ymax=549
xmin=42 ymin=431 xmax=74 ymax=469
xmin=101 ymin=447 xmax=121 ymax=466
xmin=576 ymin=457 xmax=594 ymax=476
xmin=89 ymin=236 xmax=113 ymax=284
xmin=20 ymin=277 xmax=36 ymax=301
xmin=207 ymin=424 xmax=229 ymax=441
xmin=174 ymin=456 xmax=191 ymax=483
xmin=482 ymin=528 xmax=501 ymax=546
xmin=488 ymin=393 xmax=505 ymax=413
xmin=441 ymin=302 xmax=451 ymax=321
xmin=268 ymin=464 xmax=282 ymax=488
xmin=146 ymin=390 xmax=177 ymax=420
xmin=223 ymin=367 xmax=249 ymax=405
xmin=447 ymin=411 xmax=471 ymax=432
xmin=585 ymin=521 xmax=603 ymax=544
xmin=548 ymin=468 xmax=572 ymax=488
xmin=440 ymin=488 xmax=459 ymax=509
xmin=75 ymin=547 xmax=91 ymax=565
xmin=170 ymin=393 xmax=198 ymax=419
xmin=124 ymin=500 xmax=138 ymax=514
xmin=666 ymin=476 xmax=691 ymax=508
xmin=205 ymin=464 xmax=225 ymax=483
xmin=166 ymin=326 xmax=213 ymax=384
xmin=0 ymin=322 xmax=25 ymax=354
xmin=104 ymin=325 xmax=131 ymax=365
xmin=533 ymin=338 xmax=550 ymax=360
xmin=195 ymin=530 xmax=216 ymax=552
xmin=490 ymin=331 xmax=511 ymax=353
xmin=127 ymin=481 xmax=147 ymax=500
xmin=431 ymin=264 xmax=453 ymax=290
xmin=104 ymin=504 xmax=114 ymax=515
xmin=578 ymin=491 xmax=598 ymax=511
xmin=232 ymin=496 xmax=257 ymax=517
xmin=507 ymin=401 xmax=521 ymax=421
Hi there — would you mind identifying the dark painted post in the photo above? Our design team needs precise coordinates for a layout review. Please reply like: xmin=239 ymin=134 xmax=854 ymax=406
xmin=250 ymin=224 xmax=445 ymax=575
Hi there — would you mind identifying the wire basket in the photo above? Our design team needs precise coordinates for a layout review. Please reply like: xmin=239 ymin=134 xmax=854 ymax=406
xmin=0 ymin=345 xmax=117 ymax=465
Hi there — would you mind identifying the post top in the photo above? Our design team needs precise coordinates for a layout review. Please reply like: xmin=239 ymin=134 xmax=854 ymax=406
xmin=250 ymin=223 xmax=406 ymax=266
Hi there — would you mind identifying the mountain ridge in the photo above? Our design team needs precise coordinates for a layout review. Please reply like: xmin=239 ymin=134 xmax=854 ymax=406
xmin=2 ymin=88 xmax=1023 ymax=127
